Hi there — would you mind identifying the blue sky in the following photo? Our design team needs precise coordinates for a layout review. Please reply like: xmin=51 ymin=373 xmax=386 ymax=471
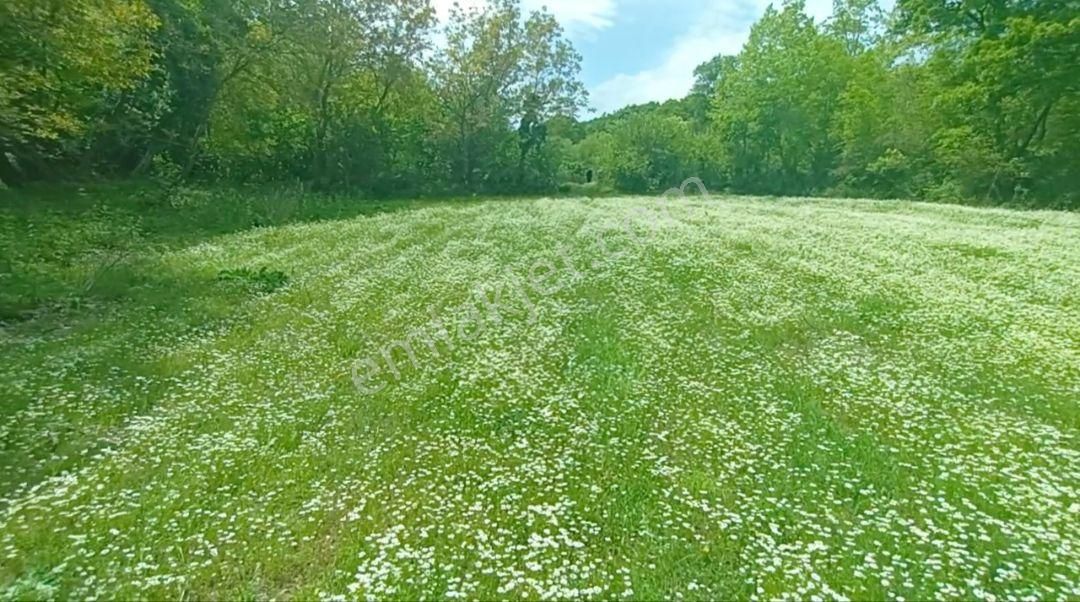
xmin=435 ymin=0 xmax=846 ymax=116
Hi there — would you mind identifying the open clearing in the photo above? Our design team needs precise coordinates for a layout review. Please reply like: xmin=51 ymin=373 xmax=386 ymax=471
xmin=1 ymin=194 xmax=1079 ymax=600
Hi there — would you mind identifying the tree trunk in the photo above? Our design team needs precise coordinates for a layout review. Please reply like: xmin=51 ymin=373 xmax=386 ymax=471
xmin=180 ymin=122 xmax=209 ymax=180
xmin=131 ymin=141 xmax=164 ymax=176
xmin=459 ymin=116 xmax=472 ymax=189
xmin=1017 ymin=102 xmax=1053 ymax=157
xmin=517 ymin=143 xmax=529 ymax=188
xmin=0 ymin=150 xmax=26 ymax=187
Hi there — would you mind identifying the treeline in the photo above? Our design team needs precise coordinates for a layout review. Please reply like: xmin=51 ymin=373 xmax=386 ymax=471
xmin=576 ymin=0 xmax=1079 ymax=207
xmin=1 ymin=0 xmax=1077 ymax=207
xmin=0 ymin=0 xmax=586 ymax=194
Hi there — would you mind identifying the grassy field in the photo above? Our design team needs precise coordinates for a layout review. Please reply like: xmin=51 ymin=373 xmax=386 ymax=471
xmin=1 ymin=188 xmax=1079 ymax=600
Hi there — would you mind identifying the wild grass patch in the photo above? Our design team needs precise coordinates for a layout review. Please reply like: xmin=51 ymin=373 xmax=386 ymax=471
xmin=1 ymin=191 xmax=1078 ymax=600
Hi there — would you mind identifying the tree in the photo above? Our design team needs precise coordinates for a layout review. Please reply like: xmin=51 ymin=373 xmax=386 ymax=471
xmin=710 ymin=1 xmax=852 ymax=194
xmin=828 ymin=0 xmax=886 ymax=54
xmin=433 ymin=0 xmax=585 ymax=191
xmin=433 ymin=0 xmax=523 ymax=190
xmin=287 ymin=0 xmax=435 ymax=189
xmin=132 ymin=0 xmax=298 ymax=178
xmin=0 ymin=0 xmax=158 ymax=182
xmin=515 ymin=11 xmax=587 ymax=188
xmin=891 ymin=0 xmax=1080 ymax=202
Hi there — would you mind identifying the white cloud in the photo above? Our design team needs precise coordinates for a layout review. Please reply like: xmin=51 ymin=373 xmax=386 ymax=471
xmin=431 ymin=0 xmax=616 ymax=34
xmin=527 ymin=0 xmax=616 ymax=31
xmin=589 ymin=0 xmax=835 ymax=115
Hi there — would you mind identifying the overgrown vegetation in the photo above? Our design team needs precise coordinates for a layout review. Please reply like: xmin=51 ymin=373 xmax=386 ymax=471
xmin=216 ymin=266 xmax=289 ymax=294
xmin=1 ymin=0 xmax=1076 ymax=206
xmin=0 ymin=184 xmax=421 ymax=324
xmin=581 ymin=0 xmax=1079 ymax=206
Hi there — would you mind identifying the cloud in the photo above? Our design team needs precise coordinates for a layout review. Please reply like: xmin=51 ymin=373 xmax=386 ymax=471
xmin=431 ymin=0 xmax=616 ymax=34
xmin=527 ymin=0 xmax=616 ymax=32
xmin=589 ymin=0 xmax=835 ymax=115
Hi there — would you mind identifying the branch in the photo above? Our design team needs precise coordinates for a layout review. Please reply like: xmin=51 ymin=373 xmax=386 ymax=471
xmin=1018 ymin=101 xmax=1053 ymax=155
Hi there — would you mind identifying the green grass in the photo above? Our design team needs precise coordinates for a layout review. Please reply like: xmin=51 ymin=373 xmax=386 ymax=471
xmin=1 ymin=187 xmax=1078 ymax=600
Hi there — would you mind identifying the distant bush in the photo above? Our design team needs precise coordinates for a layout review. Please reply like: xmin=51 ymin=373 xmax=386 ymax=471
xmin=558 ymin=181 xmax=615 ymax=198
xmin=216 ymin=267 xmax=289 ymax=294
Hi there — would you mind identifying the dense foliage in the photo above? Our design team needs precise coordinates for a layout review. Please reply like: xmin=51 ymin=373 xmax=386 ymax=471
xmin=579 ymin=0 xmax=1079 ymax=207
xmin=1 ymin=0 xmax=1077 ymax=206
xmin=0 ymin=0 xmax=585 ymax=195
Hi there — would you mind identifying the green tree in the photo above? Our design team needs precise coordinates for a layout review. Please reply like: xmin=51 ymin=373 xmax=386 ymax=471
xmin=0 ymin=0 xmax=158 ymax=182
xmin=132 ymin=0 xmax=294 ymax=178
xmin=515 ymin=11 xmax=587 ymax=189
xmin=711 ymin=1 xmax=852 ymax=194
xmin=434 ymin=0 xmax=585 ymax=192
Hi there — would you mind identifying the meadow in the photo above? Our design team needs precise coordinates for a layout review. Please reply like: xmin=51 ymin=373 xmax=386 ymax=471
xmin=1 ymin=188 xmax=1078 ymax=600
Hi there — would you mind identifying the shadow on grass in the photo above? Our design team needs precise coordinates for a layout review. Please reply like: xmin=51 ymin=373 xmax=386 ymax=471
xmin=0 ymin=182 xmax=454 ymax=324
xmin=0 ymin=183 xmax=455 ymax=496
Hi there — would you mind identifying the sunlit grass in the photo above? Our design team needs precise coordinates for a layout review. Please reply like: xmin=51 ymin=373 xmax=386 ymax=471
xmin=1 ymin=194 xmax=1078 ymax=600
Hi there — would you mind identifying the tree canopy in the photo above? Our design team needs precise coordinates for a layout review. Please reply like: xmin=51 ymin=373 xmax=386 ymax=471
xmin=574 ymin=0 xmax=1078 ymax=207
xmin=1 ymin=0 xmax=1076 ymax=207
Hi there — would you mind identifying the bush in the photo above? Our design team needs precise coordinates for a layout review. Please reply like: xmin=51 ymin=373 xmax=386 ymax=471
xmin=216 ymin=267 xmax=289 ymax=294
xmin=558 ymin=181 xmax=614 ymax=197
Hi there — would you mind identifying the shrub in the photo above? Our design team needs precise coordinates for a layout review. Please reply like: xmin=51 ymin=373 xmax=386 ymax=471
xmin=216 ymin=267 xmax=289 ymax=294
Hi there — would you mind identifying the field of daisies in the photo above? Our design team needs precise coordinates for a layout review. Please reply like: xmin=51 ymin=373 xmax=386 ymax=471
xmin=1 ymin=191 xmax=1079 ymax=600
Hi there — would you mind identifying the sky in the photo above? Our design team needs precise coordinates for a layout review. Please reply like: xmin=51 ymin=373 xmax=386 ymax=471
xmin=432 ymin=0 xmax=840 ymax=116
